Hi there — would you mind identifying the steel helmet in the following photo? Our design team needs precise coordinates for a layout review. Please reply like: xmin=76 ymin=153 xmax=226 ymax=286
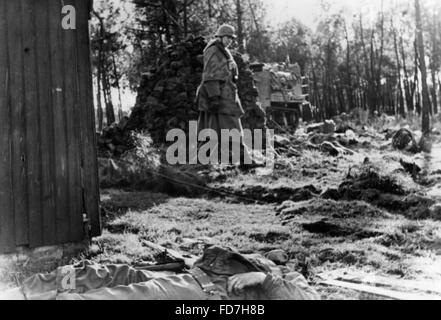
xmin=215 ymin=24 xmax=237 ymax=38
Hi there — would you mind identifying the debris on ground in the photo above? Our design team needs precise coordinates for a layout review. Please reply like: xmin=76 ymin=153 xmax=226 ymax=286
xmin=306 ymin=120 xmax=336 ymax=135
xmin=320 ymin=141 xmax=342 ymax=157
xmin=264 ymin=249 xmax=289 ymax=265
xmin=392 ymin=129 xmax=420 ymax=153
xmin=318 ymin=165 xmax=440 ymax=220
xmin=399 ymin=159 xmax=422 ymax=177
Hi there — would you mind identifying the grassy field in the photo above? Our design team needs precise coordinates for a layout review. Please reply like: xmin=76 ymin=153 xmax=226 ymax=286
xmin=1 ymin=118 xmax=441 ymax=300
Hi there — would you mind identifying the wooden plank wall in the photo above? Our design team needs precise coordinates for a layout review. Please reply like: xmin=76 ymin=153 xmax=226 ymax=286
xmin=0 ymin=0 xmax=100 ymax=253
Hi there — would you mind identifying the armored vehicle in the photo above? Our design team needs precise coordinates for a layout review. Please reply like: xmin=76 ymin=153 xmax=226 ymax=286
xmin=250 ymin=62 xmax=311 ymax=132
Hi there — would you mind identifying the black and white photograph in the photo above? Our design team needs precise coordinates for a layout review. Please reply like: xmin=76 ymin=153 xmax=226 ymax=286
xmin=0 ymin=0 xmax=441 ymax=305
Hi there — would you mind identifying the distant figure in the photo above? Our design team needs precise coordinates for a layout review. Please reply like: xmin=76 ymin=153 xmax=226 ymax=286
xmin=196 ymin=24 xmax=257 ymax=169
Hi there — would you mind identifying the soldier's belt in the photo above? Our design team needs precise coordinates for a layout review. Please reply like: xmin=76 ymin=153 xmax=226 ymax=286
xmin=189 ymin=267 xmax=223 ymax=297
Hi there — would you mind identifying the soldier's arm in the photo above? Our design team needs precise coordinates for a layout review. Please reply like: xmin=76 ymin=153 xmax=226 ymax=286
xmin=261 ymin=272 xmax=320 ymax=300
xmin=228 ymin=272 xmax=320 ymax=300
xmin=202 ymin=46 xmax=226 ymax=98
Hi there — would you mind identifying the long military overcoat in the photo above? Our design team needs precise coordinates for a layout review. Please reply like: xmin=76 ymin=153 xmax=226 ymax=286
xmin=196 ymin=39 xmax=245 ymax=117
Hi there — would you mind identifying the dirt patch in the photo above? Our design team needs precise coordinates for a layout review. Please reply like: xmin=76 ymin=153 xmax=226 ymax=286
xmin=217 ymin=184 xmax=321 ymax=204
xmin=106 ymin=220 xmax=142 ymax=234
xmin=184 ymin=209 xmax=211 ymax=220
xmin=401 ymin=195 xmax=437 ymax=220
xmin=249 ymin=231 xmax=291 ymax=243
xmin=376 ymin=232 xmax=409 ymax=247
xmin=302 ymin=219 xmax=382 ymax=240
xmin=339 ymin=167 xmax=407 ymax=196
xmin=321 ymin=189 xmax=342 ymax=201
xmin=317 ymin=248 xmax=367 ymax=265
xmin=277 ymin=199 xmax=387 ymax=221
xmin=319 ymin=166 xmax=435 ymax=219
xmin=99 ymin=158 xmax=208 ymax=197
xmin=100 ymin=191 xmax=170 ymax=221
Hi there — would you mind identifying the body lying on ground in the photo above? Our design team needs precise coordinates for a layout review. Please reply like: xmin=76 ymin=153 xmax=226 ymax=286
xmin=0 ymin=246 xmax=320 ymax=300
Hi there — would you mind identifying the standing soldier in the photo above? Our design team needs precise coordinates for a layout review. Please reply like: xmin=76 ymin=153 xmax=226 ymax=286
xmin=196 ymin=24 xmax=257 ymax=169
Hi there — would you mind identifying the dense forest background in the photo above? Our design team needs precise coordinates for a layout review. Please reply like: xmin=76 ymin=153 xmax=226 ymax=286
xmin=90 ymin=0 xmax=441 ymax=135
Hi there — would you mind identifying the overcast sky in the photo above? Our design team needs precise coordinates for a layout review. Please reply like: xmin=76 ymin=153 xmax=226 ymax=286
xmin=263 ymin=0 xmax=410 ymax=29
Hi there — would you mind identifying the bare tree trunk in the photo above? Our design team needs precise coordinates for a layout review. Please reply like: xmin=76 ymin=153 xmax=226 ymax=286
xmin=415 ymin=0 xmax=431 ymax=145
xmin=439 ymin=78 xmax=441 ymax=112
xmin=93 ymin=10 xmax=104 ymax=131
xmin=414 ymin=39 xmax=422 ymax=115
xmin=311 ymin=61 xmax=323 ymax=121
xmin=431 ymin=69 xmax=438 ymax=115
xmin=236 ymin=0 xmax=244 ymax=53
xmin=430 ymin=12 xmax=439 ymax=114
xmin=343 ymin=20 xmax=354 ymax=111
xmin=376 ymin=3 xmax=385 ymax=113
xmin=369 ymin=29 xmax=377 ymax=113
xmin=101 ymin=58 xmax=115 ymax=126
xmin=96 ymin=71 xmax=103 ymax=132
xmin=93 ymin=9 xmax=116 ymax=127
xmin=248 ymin=0 xmax=264 ymax=60
xmin=103 ymin=74 xmax=116 ymax=126
xmin=336 ymin=82 xmax=345 ymax=113
xmin=112 ymin=54 xmax=124 ymax=122
xmin=353 ymin=47 xmax=363 ymax=111
xmin=392 ymin=20 xmax=405 ymax=117
xmin=359 ymin=13 xmax=374 ymax=113
xmin=400 ymin=35 xmax=414 ymax=114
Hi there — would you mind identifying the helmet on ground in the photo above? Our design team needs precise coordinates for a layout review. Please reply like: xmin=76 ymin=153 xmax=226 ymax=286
xmin=215 ymin=24 xmax=237 ymax=39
